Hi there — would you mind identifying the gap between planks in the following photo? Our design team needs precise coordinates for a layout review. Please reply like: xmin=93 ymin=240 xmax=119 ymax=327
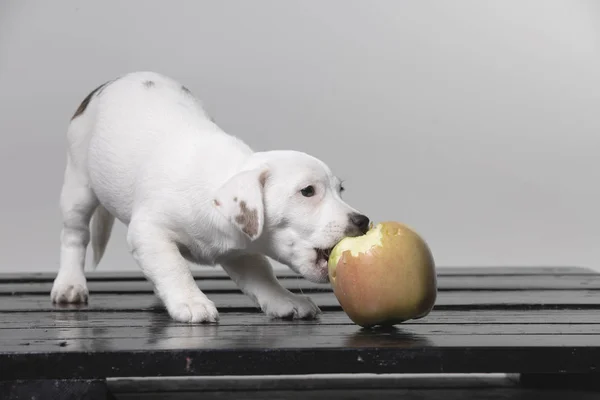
xmin=0 ymin=266 xmax=596 ymax=284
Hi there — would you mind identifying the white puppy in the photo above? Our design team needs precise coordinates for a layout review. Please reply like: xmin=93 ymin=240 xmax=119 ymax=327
xmin=51 ymin=71 xmax=370 ymax=323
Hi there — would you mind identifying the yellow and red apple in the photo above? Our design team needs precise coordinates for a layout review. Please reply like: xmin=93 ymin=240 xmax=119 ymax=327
xmin=327 ymin=221 xmax=437 ymax=328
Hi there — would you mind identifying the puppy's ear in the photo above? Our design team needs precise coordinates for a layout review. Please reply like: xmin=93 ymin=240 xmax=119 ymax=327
xmin=213 ymin=167 xmax=269 ymax=241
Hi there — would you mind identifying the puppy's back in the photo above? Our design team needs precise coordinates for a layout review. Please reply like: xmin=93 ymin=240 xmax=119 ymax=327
xmin=67 ymin=71 xmax=218 ymax=223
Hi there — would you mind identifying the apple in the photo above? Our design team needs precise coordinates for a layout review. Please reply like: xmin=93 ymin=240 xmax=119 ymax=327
xmin=327 ymin=221 xmax=437 ymax=328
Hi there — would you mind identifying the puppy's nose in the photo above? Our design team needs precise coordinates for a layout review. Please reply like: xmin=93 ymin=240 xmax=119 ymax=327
xmin=349 ymin=213 xmax=370 ymax=234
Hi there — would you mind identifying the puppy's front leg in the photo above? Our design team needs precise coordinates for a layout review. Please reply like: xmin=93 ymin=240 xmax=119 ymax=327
xmin=127 ymin=219 xmax=219 ymax=323
xmin=220 ymin=253 xmax=321 ymax=320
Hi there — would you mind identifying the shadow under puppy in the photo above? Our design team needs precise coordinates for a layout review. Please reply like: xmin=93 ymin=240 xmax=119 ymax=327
xmin=52 ymin=71 xmax=370 ymax=323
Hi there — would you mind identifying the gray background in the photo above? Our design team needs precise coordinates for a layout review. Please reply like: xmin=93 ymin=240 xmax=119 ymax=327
xmin=0 ymin=0 xmax=598 ymax=274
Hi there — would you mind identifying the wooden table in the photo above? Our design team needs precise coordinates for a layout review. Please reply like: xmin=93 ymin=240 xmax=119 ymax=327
xmin=1 ymin=266 xmax=599 ymax=399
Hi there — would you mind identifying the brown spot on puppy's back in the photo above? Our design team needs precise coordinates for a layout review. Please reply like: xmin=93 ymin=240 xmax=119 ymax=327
xmin=71 ymin=81 xmax=111 ymax=120
xmin=235 ymin=201 xmax=259 ymax=238
xmin=259 ymin=170 xmax=269 ymax=187
xmin=143 ymin=80 xmax=155 ymax=88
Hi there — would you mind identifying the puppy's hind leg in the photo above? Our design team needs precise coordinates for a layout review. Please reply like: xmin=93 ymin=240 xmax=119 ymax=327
xmin=51 ymin=156 xmax=99 ymax=304
xmin=220 ymin=253 xmax=321 ymax=320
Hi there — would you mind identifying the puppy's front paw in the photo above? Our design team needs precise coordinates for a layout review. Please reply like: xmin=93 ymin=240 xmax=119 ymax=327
xmin=261 ymin=293 xmax=321 ymax=320
xmin=166 ymin=296 xmax=220 ymax=323
xmin=51 ymin=279 xmax=89 ymax=304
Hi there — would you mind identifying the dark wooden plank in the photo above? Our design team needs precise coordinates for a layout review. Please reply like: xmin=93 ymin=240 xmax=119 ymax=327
xmin=107 ymin=373 xmax=600 ymax=395
xmin=519 ymin=372 xmax=600 ymax=390
xmin=0 ymin=315 xmax=600 ymax=352
xmin=3 ymin=309 xmax=600 ymax=329
xmin=3 ymin=333 xmax=600 ymax=351
xmin=110 ymin=387 xmax=600 ymax=400
xmin=2 ymin=290 xmax=600 ymax=313
xmin=0 ymin=379 xmax=110 ymax=400
xmin=107 ymin=374 xmax=517 ymax=393
xmin=5 ymin=274 xmax=600 ymax=295
xmin=108 ymin=374 xmax=600 ymax=400
xmin=0 ymin=266 xmax=595 ymax=283
xmin=4 ymin=323 xmax=600 ymax=344
xmin=1 ymin=336 xmax=599 ymax=379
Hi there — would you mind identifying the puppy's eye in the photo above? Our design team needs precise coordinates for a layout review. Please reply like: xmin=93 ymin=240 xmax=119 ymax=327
xmin=300 ymin=185 xmax=316 ymax=197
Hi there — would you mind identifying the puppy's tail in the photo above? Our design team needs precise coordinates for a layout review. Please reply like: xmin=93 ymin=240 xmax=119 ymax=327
xmin=90 ymin=204 xmax=115 ymax=269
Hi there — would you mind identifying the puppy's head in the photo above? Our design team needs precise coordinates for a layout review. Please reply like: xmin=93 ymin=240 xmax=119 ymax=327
xmin=213 ymin=150 xmax=369 ymax=283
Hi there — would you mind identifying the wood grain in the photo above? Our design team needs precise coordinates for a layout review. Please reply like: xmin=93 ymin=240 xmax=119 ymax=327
xmin=1 ymin=267 xmax=599 ymax=384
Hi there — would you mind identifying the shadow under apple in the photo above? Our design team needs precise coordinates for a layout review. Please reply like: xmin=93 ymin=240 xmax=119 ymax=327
xmin=344 ymin=325 xmax=434 ymax=348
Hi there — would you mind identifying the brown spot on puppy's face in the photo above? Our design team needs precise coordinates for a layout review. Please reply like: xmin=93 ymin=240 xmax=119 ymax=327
xmin=143 ymin=80 xmax=155 ymax=88
xmin=235 ymin=201 xmax=259 ymax=238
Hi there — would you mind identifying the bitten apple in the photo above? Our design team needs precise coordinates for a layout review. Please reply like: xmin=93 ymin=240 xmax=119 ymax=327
xmin=327 ymin=221 xmax=437 ymax=328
